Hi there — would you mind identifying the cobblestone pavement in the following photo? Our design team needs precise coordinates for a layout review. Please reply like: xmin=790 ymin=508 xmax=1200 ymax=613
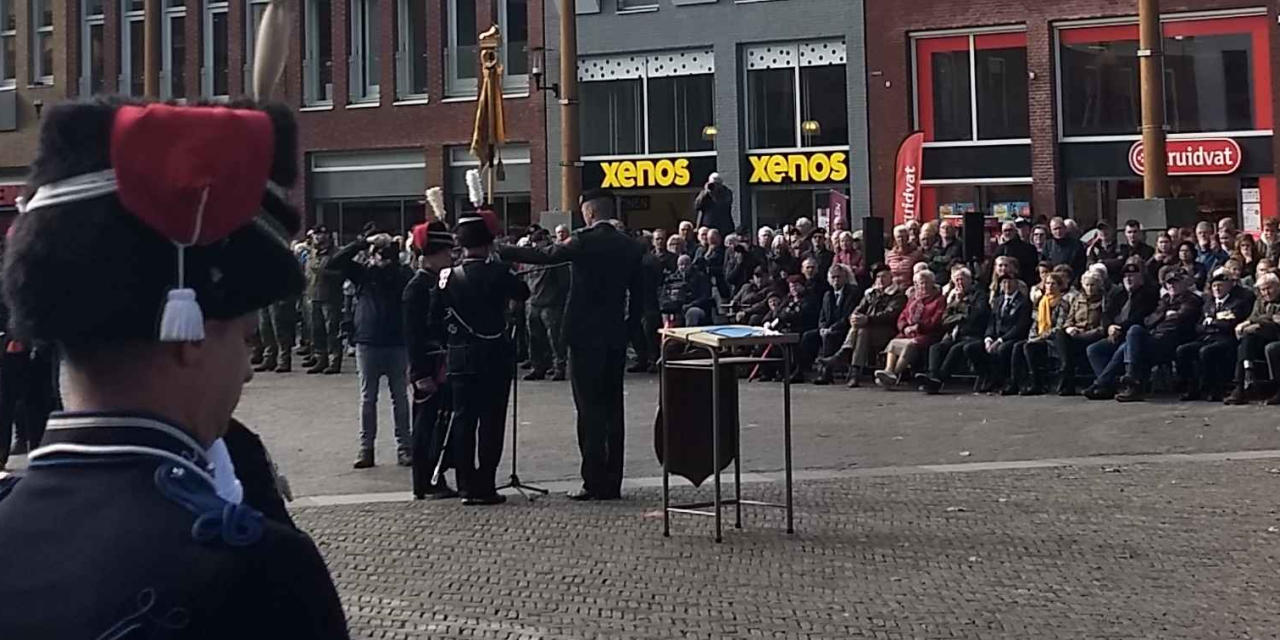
xmin=230 ymin=369 xmax=1280 ymax=497
xmin=299 ymin=459 xmax=1280 ymax=640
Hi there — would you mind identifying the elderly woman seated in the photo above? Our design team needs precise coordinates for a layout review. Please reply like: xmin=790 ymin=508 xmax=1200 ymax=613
xmin=1010 ymin=271 xmax=1070 ymax=395
xmin=1225 ymin=272 xmax=1280 ymax=405
xmin=874 ymin=270 xmax=945 ymax=388
xmin=915 ymin=267 xmax=989 ymax=394
xmin=820 ymin=266 xmax=908 ymax=388
xmin=1053 ymin=269 xmax=1109 ymax=395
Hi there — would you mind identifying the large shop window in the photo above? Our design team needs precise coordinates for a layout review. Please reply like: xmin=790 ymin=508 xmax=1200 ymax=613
xmin=303 ymin=0 xmax=333 ymax=105
xmin=203 ymin=0 xmax=229 ymax=98
xmin=80 ymin=0 xmax=105 ymax=95
xmin=746 ymin=40 xmax=848 ymax=150
xmin=0 ymin=0 xmax=14 ymax=86
xmin=914 ymin=30 xmax=1029 ymax=142
xmin=1058 ymin=15 xmax=1270 ymax=137
xmin=163 ymin=0 xmax=186 ymax=100
xmin=579 ymin=49 xmax=715 ymax=157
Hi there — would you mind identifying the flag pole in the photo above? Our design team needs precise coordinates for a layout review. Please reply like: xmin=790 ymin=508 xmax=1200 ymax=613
xmin=558 ymin=0 xmax=581 ymax=212
xmin=1138 ymin=0 xmax=1168 ymax=198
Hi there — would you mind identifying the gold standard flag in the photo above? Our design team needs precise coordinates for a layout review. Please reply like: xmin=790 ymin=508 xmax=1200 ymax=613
xmin=470 ymin=25 xmax=508 ymax=191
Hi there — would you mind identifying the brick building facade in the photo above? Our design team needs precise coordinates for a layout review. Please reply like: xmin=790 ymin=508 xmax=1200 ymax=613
xmin=865 ymin=1 xmax=1280 ymax=233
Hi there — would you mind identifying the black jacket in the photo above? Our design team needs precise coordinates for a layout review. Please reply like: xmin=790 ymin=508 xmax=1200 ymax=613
xmin=987 ymin=291 xmax=1033 ymax=342
xmin=856 ymin=286 xmax=909 ymax=329
xmin=1045 ymin=237 xmax=1087 ymax=280
xmin=432 ymin=257 xmax=530 ymax=349
xmin=778 ymin=289 xmax=821 ymax=334
xmin=673 ymin=267 xmax=714 ymax=315
xmin=1197 ymin=287 xmax=1252 ymax=339
xmin=694 ymin=183 xmax=735 ymax=236
xmin=1144 ymin=291 xmax=1203 ymax=342
xmin=500 ymin=220 xmax=645 ymax=350
xmin=942 ymin=289 xmax=990 ymax=340
xmin=526 ymin=256 xmax=570 ymax=309
xmin=819 ymin=284 xmax=863 ymax=335
xmin=637 ymin=251 xmax=664 ymax=316
xmin=403 ymin=268 xmax=445 ymax=383
xmin=328 ymin=241 xmax=412 ymax=347
xmin=1106 ymin=284 xmax=1160 ymax=334
xmin=994 ymin=237 xmax=1040 ymax=285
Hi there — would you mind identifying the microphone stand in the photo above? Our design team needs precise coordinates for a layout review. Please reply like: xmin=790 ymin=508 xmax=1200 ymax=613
xmin=497 ymin=319 xmax=548 ymax=500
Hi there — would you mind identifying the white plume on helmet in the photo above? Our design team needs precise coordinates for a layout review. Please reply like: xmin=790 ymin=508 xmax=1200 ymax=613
xmin=424 ymin=186 xmax=446 ymax=222
xmin=465 ymin=169 xmax=485 ymax=208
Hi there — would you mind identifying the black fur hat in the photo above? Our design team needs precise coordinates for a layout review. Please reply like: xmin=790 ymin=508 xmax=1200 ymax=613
xmin=3 ymin=96 xmax=303 ymax=350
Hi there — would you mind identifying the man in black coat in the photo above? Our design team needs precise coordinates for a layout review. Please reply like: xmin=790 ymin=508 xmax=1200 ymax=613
xmin=1175 ymin=270 xmax=1251 ymax=401
xmin=804 ymin=265 xmax=862 ymax=384
xmin=499 ymin=190 xmax=645 ymax=500
xmin=0 ymin=98 xmax=349 ymax=639
xmin=965 ymin=274 xmax=1032 ymax=393
xmin=628 ymin=238 xmax=664 ymax=373
xmin=403 ymin=221 xmax=459 ymax=499
xmin=1044 ymin=216 xmax=1087 ymax=281
xmin=993 ymin=220 xmax=1040 ymax=286
xmin=694 ymin=173 xmax=735 ymax=237
xmin=432 ymin=212 xmax=530 ymax=505
xmin=1085 ymin=263 xmax=1161 ymax=398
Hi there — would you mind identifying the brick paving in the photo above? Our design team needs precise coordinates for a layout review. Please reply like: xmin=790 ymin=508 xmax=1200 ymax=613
xmin=298 ymin=459 xmax=1280 ymax=639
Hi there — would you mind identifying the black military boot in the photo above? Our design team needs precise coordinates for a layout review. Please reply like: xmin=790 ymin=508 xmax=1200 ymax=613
xmin=306 ymin=354 xmax=329 ymax=374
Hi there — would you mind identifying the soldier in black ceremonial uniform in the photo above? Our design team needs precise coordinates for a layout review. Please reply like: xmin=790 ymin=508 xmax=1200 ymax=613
xmin=499 ymin=190 xmax=645 ymax=501
xmin=0 ymin=98 xmax=348 ymax=639
xmin=405 ymin=220 xmax=460 ymax=499
xmin=432 ymin=209 xmax=529 ymax=505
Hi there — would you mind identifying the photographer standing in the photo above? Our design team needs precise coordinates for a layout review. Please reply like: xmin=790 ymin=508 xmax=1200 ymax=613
xmin=329 ymin=231 xmax=413 ymax=469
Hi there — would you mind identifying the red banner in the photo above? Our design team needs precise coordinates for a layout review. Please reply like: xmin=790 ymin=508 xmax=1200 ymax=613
xmin=1129 ymin=138 xmax=1242 ymax=176
xmin=828 ymin=190 xmax=849 ymax=231
xmin=0 ymin=185 xmax=20 ymax=208
xmin=893 ymin=132 xmax=925 ymax=226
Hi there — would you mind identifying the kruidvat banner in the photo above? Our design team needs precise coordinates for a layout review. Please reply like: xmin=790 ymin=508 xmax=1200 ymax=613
xmin=893 ymin=132 xmax=924 ymax=226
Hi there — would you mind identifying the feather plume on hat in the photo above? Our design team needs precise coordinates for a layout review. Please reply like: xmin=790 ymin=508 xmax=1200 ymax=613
xmin=465 ymin=169 xmax=485 ymax=208
xmin=424 ymin=186 xmax=446 ymax=223
xmin=251 ymin=0 xmax=291 ymax=100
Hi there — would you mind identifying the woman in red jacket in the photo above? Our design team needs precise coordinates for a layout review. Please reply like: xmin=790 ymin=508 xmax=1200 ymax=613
xmin=875 ymin=270 xmax=946 ymax=387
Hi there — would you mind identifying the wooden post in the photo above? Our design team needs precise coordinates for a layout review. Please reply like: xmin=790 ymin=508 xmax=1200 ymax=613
xmin=558 ymin=0 xmax=580 ymax=212
xmin=1138 ymin=0 xmax=1168 ymax=198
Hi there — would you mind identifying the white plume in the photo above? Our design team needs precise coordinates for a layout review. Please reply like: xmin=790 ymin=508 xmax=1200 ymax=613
xmin=465 ymin=169 xmax=485 ymax=207
xmin=425 ymin=186 xmax=446 ymax=222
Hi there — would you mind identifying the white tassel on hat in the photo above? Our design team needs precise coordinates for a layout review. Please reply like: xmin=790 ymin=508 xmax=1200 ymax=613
xmin=425 ymin=186 xmax=447 ymax=222
xmin=465 ymin=168 xmax=485 ymax=207
xmin=158 ymin=187 xmax=209 ymax=342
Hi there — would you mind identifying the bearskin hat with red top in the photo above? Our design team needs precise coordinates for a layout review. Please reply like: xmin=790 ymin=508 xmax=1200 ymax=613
xmin=455 ymin=207 xmax=502 ymax=249
xmin=3 ymin=96 xmax=303 ymax=350
xmin=410 ymin=220 xmax=454 ymax=256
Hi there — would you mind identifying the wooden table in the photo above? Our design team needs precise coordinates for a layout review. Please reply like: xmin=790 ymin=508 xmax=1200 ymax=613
xmin=658 ymin=326 xmax=800 ymax=542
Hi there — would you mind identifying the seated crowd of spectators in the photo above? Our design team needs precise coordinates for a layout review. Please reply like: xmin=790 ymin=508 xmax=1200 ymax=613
xmin=635 ymin=213 xmax=1280 ymax=406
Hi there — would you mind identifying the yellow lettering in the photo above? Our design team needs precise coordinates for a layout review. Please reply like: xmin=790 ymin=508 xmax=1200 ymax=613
xmin=635 ymin=161 xmax=654 ymax=188
xmin=617 ymin=162 xmax=636 ymax=189
xmin=601 ymin=162 xmax=622 ymax=189
xmin=788 ymin=155 xmax=808 ymax=182
xmin=809 ymin=153 xmax=830 ymax=182
xmin=830 ymin=152 xmax=848 ymax=182
xmin=767 ymin=156 xmax=787 ymax=184
xmin=749 ymin=156 xmax=770 ymax=183
xmin=674 ymin=159 xmax=691 ymax=186
xmin=654 ymin=160 xmax=675 ymax=187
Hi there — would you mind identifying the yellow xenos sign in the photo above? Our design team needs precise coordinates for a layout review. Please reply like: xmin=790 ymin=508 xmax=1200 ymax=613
xmin=748 ymin=152 xmax=848 ymax=184
xmin=601 ymin=158 xmax=693 ymax=189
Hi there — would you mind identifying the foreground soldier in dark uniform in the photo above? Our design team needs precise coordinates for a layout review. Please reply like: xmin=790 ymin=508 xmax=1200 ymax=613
xmin=405 ymin=220 xmax=459 ymax=499
xmin=0 ymin=97 xmax=348 ymax=639
xmin=433 ymin=209 xmax=529 ymax=505
xmin=499 ymin=190 xmax=645 ymax=501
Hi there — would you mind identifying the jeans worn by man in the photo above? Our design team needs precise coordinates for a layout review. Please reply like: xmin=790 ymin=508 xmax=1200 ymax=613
xmin=355 ymin=345 xmax=411 ymax=464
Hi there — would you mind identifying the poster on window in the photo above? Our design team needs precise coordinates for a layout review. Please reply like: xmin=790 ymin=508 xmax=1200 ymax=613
xmin=828 ymin=190 xmax=849 ymax=231
xmin=893 ymin=132 xmax=925 ymax=226
xmin=1243 ymin=203 xmax=1262 ymax=234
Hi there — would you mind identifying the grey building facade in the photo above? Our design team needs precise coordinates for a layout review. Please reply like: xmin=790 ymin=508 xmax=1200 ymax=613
xmin=543 ymin=0 xmax=869 ymax=233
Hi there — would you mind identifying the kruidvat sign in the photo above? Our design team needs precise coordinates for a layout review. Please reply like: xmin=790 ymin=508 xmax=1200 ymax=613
xmin=747 ymin=152 xmax=849 ymax=185
xmin=1129 ymin=138 xmax=1243 ymax=176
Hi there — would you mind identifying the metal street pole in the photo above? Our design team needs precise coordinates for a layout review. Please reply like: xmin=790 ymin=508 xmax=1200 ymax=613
xmin=558 ymin=0 xmax=581 ymax=212
xmin=1138 ymin=0 xmax=1168 ymax=198
xmin=143 ymin=0 xmax=160 ymax=97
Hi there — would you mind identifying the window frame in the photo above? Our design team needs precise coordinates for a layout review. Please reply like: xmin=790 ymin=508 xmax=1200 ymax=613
xmin=744 ymin=40 xmax=849 ymax=153
xmin=445 ymin=0 xmax=526 ymax=97
xmin=395 ymin=0 xmax=426 ymax=100
xmin=303 ymin=0 xmax=333 ymax=105
xmin=910 ymin=26 xmax=1030 ymax=148
xmin=0 ymin=0 xmax=14 ymax=88
xmin=80 ymin=0 xmax=105 ymax=95
xmin=616 ymin=0 xmax=658 ymax=12
xmin=119 ymin=0 xmax=146 ymax=95
xmin=498 ymin=0 xmax=528 ymax=90
xmin=161 ymin=0 xmax=186 ymax=100
xmin=348 ymin=0 xmax=379 ymax=103
xmin=202 ymin=0 xmax=229 ymax=99
xmin=30 ymin=0 xmax=54 ymax=85
xmin=1053 ymin=10 xmax=1272 ymax=143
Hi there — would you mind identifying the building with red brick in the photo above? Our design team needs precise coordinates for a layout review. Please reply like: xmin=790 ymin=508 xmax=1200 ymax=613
xmin=865 ymin=1 xmax=1279 ymax=233
xmin=0 ymin=0 xmax=546 ymax=236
